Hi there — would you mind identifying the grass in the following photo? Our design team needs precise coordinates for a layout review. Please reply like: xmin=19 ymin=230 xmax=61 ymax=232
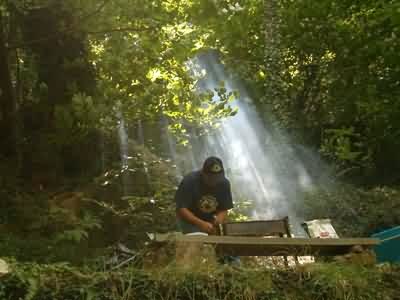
xmin=1 ymin=256 xmax=399 ymax=300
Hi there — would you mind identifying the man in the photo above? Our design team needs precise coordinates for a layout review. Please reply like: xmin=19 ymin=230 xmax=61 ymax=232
xmin=175 ymin=156 xmax=233 ymax=234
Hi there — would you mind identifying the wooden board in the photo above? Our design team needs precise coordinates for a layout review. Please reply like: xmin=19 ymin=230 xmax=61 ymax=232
xmin=222 ymin=219 xmax=289 ymax=236
xmin=153 ymin=234 xmax=380 ymax=256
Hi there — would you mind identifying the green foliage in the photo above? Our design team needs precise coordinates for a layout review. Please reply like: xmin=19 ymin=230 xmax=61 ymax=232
xmin=0 ymin=259 xmax=399 ymax=300
xmin=189 ymin=0 xmax=265 ymax=93
xmin=184 ymin=0 xmax=400 ymax=183
xmin=320 ymin=127 xmax=372 ymax=177
xmin=227 ymin=197 xmax=254 ymax=222
xmin=298 ymin=184 xmax=400 ymax=237
xmin=53 ymin=212 xmax=102 ymax=244
xmin=263 ymin=0 xmax=400 ymax=182
xmin=1 ymin=0 xmax=242 ymax=182
xmin=1 ymin=5 xmax=400 ymax=299
xmin=298 ymin=263 xmax=393 ymax=300
xmin=81 ymin=0 xmax=237 ymax=135
xmin=0 ymin=140 xmax=178 ymax=263
xmin=0 ymin=199 xmax=104 ymax=263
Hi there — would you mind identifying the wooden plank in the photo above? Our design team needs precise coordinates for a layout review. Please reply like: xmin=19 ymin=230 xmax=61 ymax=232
xmin=154 ymin=234 xmax=379 ymax=246
xmin=153 ymin=234 xmax=380 ymax=256
xmin=223 ymin=220 xmax=289 ymax=236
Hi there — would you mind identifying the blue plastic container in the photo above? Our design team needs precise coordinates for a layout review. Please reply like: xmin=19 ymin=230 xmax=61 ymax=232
xmin=372 ymin=226 xmax=400 ymax=263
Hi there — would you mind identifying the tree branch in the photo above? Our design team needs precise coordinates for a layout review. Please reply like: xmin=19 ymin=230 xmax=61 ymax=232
xmin=5 ymin=0 xmax=113 ymax=49
xmin=86 ymin=26 xmax=157 ymax=36
xmin=6 ymin=24 xmax=158 ymax=50
xmin=77 ymin=0 xmax=111 ymax=22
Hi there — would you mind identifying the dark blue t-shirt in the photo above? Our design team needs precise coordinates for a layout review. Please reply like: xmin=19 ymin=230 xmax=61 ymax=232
xmin=175 ymin=171 xmax=233 ymax=233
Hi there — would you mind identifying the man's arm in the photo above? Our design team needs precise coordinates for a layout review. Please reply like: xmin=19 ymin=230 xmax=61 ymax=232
xmin=214 ymin=180 xmax=233 ymax=225
xmin=175 ymin=176 xmax=214 ymax=233
xmin=175 ymin=175 xmax=215 ymax=233
xmin=214 ymin=209 xmax=228 ymax=225
xmin=177 ymin=208 xmax=215 ymax=234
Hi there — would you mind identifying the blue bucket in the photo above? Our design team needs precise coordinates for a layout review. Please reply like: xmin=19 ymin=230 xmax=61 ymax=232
xmin=372 ymin=226 xmax=400 ymax=263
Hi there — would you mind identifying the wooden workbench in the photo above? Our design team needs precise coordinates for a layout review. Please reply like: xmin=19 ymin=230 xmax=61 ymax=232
xmin=153 ymin=234 xmax=380 ymax=256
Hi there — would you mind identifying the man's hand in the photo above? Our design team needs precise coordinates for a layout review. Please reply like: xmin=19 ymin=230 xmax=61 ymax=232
xmin=178 ymin=208 xmax=216 ymax=234
xmin=198 ymin=221 xmax=215 ymax=234
xmin=214 ymin=210 xmax=228 ymax=225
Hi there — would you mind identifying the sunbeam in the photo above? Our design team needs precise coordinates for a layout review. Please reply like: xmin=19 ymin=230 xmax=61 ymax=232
xmin=168 ymin=52 xmax=332 ymax=234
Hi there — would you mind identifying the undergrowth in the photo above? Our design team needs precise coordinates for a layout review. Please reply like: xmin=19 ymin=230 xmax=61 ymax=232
xmin=298 ymin=184 xmax=400 ymax=237
xmin=0 ymin=258 xmax=399 ymax=300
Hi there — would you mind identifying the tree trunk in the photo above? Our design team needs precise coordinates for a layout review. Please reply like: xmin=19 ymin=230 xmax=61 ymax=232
xmin=0 ymin=13 xmax=16 ymax=157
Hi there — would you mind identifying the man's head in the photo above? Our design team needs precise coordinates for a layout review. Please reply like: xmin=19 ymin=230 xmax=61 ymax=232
xmin=201 ymin=156 xmax=226 ymax=187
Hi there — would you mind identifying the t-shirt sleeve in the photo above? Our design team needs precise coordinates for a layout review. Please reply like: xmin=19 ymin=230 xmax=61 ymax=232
xmin=218 ymin=180 xmax=234 ymax=210
xmin=175 ymin=177 xmax=192 ymax=209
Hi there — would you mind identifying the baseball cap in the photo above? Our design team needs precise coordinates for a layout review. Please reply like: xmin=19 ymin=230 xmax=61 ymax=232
xmin=202 ymin=156 xmax=226 ymax=183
